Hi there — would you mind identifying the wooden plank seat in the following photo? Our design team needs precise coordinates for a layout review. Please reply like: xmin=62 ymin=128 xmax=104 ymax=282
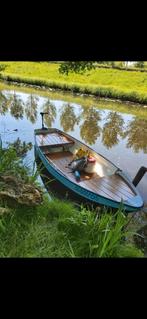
xmin=36 ymin=132 xmax=74 ymax=148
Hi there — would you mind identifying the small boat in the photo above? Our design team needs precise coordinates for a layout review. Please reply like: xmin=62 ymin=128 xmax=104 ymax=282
xmin=34 ymin=123 xmax=144 ymax=212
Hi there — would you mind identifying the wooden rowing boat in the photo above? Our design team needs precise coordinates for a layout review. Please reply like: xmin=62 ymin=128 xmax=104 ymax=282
xmin=34 ymin=127 xmax=144 ymax=212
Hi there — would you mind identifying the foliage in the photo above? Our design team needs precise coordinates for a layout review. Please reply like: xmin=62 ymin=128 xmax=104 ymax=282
xmin=59 ymin=62 xmax=96 ymax=75
xmin=0 ymin=145 xmax=24 ymax=175
xmin=0 ymin=143 xmax=36 ymax=183
xmin=7 ymin=138 xmax=32 ymax=157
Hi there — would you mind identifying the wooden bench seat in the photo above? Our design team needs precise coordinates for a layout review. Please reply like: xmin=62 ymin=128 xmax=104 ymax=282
xmin=36 ymin=132 xmax=74 ymax=148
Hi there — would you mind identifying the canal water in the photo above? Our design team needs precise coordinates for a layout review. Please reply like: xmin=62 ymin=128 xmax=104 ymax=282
xmin=0 ymin=86 xmax=147 ymax=205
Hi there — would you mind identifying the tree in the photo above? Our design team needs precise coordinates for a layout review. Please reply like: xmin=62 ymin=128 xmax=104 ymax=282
xmin=25 ymin=94 xmax=39 ymax=123
xmin=80 ymin=107 xmax=101 ymax=145
xmin=43 ymin=99 xmax=56 ymax=128
xmin=135 ymin=61 xmax=144 ymax=68
xmin=123 ymin=117 xmax=147 ymax=153
xmin=10 ymin=91 xmax=24 ymax=120
xmin=102 ymin=112 xmax=124 ymax=148
xmin=59 ymin=61 xmax=108 ymax=75
xmin=0 ymin=92 xmax=10 ymax=115
xmin=60 ymin=103 xmax=80 ymax=132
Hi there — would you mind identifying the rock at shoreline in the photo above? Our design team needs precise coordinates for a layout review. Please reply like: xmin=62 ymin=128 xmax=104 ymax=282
xmin=0 ymin=207 xmax=11 ymax=215
xmin=0 ymin=174 xmax=43 ymax=207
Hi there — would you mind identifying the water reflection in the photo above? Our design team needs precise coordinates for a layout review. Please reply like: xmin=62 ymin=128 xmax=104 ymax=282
xmin=102 ymin=111 xmax=124 ymax=148
xmin=60 ymin=103 xmax=80 ymax=132
xmin=25 ymin=94 xmax=38 ymax=123
xmin=1 ymin=89 xmax=147 ymax=203
xmin=1 ymin=91 xmax=147 ymax=155
xmin=0 ymin=92 xmax=10 ymax=115
xmin=10 ymin=91 xmax=24 ymax=120
xmin=124 ymin=118 xmax=147 ymax=153
xmin=43 ymin=99 xmax=56 ymax=127
xmin=80 ymin=106 xmax=101 ymax=145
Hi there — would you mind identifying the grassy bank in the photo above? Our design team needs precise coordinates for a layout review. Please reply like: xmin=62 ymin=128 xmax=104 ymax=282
xmin=0 ymin=62 xmax=147 ymax=104
xmin=0 ymin=196 xmax=144 ymax=257
xmin=0 ymin=144 xmax=144 ymax=257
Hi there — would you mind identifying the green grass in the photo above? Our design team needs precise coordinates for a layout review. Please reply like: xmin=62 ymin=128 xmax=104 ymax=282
xmin=1 ymin=62 xmax=147 ymax=104
xmin=0 ymin=197 xmax=144 ymax=257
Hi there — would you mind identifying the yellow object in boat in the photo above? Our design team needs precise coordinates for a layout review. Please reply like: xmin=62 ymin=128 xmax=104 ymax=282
xmin=76 ymin=148 xmax=90 ymax=158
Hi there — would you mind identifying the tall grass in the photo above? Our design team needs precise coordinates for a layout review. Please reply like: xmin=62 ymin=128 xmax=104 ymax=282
xmin=56 ymin=204 xmax=143 ymax=257
xmin=0 ymin=197 xmax=143 ymax=257
xmin=1 ymin=62 xmax=147 ymax=104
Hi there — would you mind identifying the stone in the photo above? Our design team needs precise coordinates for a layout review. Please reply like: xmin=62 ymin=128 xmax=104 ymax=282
xmin=0 ymin=173 xmax=43 ymax=207
xmin=0 ymin=207 xmax=11 ymax=215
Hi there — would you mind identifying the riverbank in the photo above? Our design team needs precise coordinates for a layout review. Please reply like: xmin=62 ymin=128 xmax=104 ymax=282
xmin=1 ymin=62 xmax=147 ymax=104
xmin=0 ymin=144 xmax=144 ymax=257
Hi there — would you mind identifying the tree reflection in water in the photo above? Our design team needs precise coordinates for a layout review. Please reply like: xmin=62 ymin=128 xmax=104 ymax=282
xmin=43 ymin=99 xmax=56 ymax=128
xmin=10 ymin=91 xmax=24 ymax=120
xmin=80 ymin=107 xmax=101 ymax=145
xmin=25 ymin=94 xmax=39 ymax=124
xmin=0 ymin=92 xmax=11 ymax=115
xmin=60 ymin=103 xmax=80 ymax=132
xmin=124 ymin=117 xmax=147 ymax=153
xmin=102 ymin=111 xmax=124 ymax=148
